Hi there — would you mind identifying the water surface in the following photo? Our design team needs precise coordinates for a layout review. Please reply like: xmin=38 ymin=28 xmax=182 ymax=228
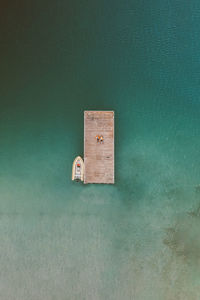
xmin=1 ymin=1 xmax=200 ymax=299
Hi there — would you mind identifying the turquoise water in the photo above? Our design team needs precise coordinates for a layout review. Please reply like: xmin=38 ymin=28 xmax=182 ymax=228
xmin=1 ymin=1 xmax=200 ymax=299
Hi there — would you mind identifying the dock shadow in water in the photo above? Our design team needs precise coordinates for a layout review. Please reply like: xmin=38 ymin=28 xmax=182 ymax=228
xmin=116 ymin=146 xmax=172 ymax=210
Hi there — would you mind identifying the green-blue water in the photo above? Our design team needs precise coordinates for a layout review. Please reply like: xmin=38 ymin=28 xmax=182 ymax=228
xmin=1 ymin=1 xmax=200 ymax=299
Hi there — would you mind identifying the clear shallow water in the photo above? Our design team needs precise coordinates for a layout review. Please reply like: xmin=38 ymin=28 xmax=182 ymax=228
xmin=1 ymin=1 xmax=200 ymax=299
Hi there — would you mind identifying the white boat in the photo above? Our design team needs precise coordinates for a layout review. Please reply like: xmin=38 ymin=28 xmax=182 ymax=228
xmin=72 ymin=156 xmax=84 ymax=181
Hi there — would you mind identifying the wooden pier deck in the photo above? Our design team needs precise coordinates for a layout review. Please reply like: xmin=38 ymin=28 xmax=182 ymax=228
xmin=84 ymin=111 xmax=114 ymax=184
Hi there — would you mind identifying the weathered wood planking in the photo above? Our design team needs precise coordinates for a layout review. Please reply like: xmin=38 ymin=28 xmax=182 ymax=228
xmin=84 ymin=111 xmax=114 ymax=184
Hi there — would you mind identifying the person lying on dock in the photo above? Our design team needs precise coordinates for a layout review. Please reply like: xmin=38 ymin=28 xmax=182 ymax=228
xmin=100 ymin=136 xmax=104 ymax=143
xmin=96 ymin=135 xmax=100 ymax=142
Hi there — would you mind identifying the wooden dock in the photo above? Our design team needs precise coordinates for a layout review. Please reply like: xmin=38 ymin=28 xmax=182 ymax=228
xmin=84 ymin=111 xmax=114 ymax=184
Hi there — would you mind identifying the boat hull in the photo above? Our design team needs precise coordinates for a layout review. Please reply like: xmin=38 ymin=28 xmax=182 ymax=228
xmin=72 ymin=156 xmax=84 ymax=181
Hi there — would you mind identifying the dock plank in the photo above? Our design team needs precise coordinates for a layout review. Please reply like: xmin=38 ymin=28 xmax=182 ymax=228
xmin=84 ymin=111 xmax=114 ymax=184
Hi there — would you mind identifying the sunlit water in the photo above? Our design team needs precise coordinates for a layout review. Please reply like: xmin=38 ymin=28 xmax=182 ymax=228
xmin=1 ymin=1 xmax=200 ymax=299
